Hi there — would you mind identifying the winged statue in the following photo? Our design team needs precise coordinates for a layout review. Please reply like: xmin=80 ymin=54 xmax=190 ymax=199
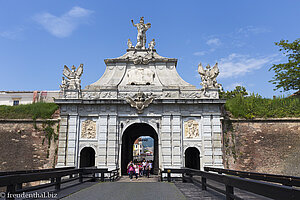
xmin=198 ymin=62 xmax=222 ymax=92
xmin=61 ymin=64 xmax=83 ymax=90
xmin=126 ymin=92 xmax=154 ymax=113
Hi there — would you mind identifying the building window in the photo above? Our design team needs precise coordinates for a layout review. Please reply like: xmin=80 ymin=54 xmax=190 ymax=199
xmin=13 ymin=100 xmax=19 ymax=106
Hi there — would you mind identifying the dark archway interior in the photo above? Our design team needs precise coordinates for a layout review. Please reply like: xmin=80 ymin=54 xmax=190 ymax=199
xmin=185 ymin=147 xmax=200 ymax=170
xmin=80 ymin=147 xmax=95 ymax=168
xmin=121 ymin=123 xmax=158 ymax=174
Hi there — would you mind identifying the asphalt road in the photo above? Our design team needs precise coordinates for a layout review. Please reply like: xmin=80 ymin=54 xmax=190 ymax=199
xmin=62 ymin=182 xmax=186 ymax=200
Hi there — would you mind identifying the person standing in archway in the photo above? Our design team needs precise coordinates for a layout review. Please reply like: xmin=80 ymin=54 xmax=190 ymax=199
xmin=134 ymin=162 xmax=139 ymax=179
xmin=142 ymin=159 xmax=147 ymax=176
xmin=148 ymin=160 xmax=153 ymax=175
xmin=128 ymin=163 xmax=135 ymax=181
xmin=145 ymin=161 xmax=150 ymax=178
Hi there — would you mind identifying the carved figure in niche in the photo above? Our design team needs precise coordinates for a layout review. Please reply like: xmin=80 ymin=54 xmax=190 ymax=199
xmin=81 ymin=120 xmax=96 ymax=139
xmin=127 ymin=39 xmax=134 ymax=49
xmin=126 ymin=91 xmax=154 ymax=113
xmin=62 ymin=64 xmax=83 ymax=91
xmin=184 ymin=120 xmax=199 ymax=138
xmin=198 ymin=63 xmax=222 ymax=94
xmin=131 ymin=17 xmax=151 ymax=49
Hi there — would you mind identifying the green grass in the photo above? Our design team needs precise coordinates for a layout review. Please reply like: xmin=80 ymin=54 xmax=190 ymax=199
xmin=225 ymin=94 xmax=300 ymax=119
xmin=0 ymin=103 xmax=59 ymax=119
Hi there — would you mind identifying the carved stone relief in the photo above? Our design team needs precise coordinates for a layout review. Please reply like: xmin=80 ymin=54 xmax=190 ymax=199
xmin=184 ymin=120 xmax=199 ymax=138
xmin=81 ymin=120 xmax=96 ymax=139
xmin=127 ymin=68 xmax=154 ymax=85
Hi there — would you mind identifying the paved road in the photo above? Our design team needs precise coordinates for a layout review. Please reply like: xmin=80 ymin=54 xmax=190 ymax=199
xmin=62 ymin=182 xmax=186 ymax=200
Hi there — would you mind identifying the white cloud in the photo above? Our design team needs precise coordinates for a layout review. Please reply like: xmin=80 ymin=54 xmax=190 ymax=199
xmin=218 ymin=53 xmax=279 ymax=79
xmin=34 ymin=6 xmax=93 ymax=38
xmin=193 ymin=51 xmax=206 ymax=56
xmin=225 ymin=82 xmax=244 ymax=91
xmin=0 ymin=27 xmax=23 ymax=40
xmin=206 ymin=38 xmax=221 ymax=46
xmin=236 ymin=26 xmax=269 ymax=37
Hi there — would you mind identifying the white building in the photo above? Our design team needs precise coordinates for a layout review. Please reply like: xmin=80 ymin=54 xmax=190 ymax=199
xmin=0 ymin=91 xmax=59 ymax=106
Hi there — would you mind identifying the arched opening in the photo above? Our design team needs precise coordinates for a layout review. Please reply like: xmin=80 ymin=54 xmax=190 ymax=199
xmin=121 ymin=123 xmax=158 ymax=175
xmin=133 ymin=136 xmax=154 ymax=162
xmin=79 ymin=147 xmax=95 ymax=168
xmin=185 ymin=147 xmax=200 ymax=170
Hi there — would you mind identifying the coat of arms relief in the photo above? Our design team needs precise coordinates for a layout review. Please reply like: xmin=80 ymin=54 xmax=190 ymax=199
xmin=184 ymin=120 xmax=199 ymax=138
xmin=81 ymin=120 xmax=96 ymax=139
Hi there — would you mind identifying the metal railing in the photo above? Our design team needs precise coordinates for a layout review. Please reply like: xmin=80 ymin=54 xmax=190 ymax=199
xmin=160 ymin=168 xmax=300 ymax=200
xmin=0 ymin=167 xmax=120 ymax=200
xmin=204 ymin=167 xmax=300 ymax=187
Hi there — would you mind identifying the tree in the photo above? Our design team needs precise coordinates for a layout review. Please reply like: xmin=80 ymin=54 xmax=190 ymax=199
xmin=269 ymin=39 xmax=300 ymax=92
xmin=219 ymin=86 xmax=248 ymax=99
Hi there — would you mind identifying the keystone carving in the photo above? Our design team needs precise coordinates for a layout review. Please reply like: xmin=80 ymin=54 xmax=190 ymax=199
xmin=126 ymin=92 xmax=154 ymax=114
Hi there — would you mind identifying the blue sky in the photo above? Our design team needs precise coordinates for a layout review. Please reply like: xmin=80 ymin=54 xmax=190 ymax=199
xmin=0 ymin=0 xmax=299 ymax=97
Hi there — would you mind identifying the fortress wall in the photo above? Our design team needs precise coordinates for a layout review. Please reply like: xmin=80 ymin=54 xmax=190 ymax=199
xmin=223 ymin=118 xmax=300 ymax=176
xmin=0 ymin=119 xmax=59 ymax=171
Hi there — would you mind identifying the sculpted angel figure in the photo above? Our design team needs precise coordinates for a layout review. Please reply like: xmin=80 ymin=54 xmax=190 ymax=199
xmin=198 ymin=63 xmax=222 ymax=92
xmin=131 ymin=17 xmax=151 ymax=49
xmin=63 ymin=64 xmax=83 ymax=90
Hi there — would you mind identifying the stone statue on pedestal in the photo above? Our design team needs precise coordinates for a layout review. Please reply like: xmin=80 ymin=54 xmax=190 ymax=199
xmin=149 ymin=39 xmax=156 ymax=51
xmin=127 ymin=39 xmax=133 ymax=49
xmin=198 ymin=63 xmax=222 ymax=93
xmin=61 ymin=64 xmax=83 ymax=91
xmin=131 ymin=17 xmax=151 ymax=49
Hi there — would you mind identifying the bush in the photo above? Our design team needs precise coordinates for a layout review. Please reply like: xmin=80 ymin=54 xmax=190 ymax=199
xmin=0 ymin=103 xmax=59 ymax=119
xmin=225 ymin=94 xmax=300 ymax=119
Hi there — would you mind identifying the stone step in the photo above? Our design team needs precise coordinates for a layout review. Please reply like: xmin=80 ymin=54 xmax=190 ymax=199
xmin=118 ymin=175 xmax=159 ymax=182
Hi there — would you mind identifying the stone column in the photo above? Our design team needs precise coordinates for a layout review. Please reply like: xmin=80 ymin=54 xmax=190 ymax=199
xmin=66 ymin=114 xmax=79 ymax=167
xmin=107 ymin=114 xmax=118 ymax=170
xmin=161 ymin=115 xmax=172 ymax=168
xmin=56 ymin=115 xmax=68 ymax=167
xmin=202 ymin=114 xmax=213 ymax=167
xmin=171 ymin=115 xmax=182 ymax=167
xmin=211 ymin=115 xmax=223 ymax=168
xmin=98 ymin=114 xmax=108 ymax=168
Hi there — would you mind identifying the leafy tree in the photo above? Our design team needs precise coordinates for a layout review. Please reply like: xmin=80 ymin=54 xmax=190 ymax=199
xmin=269 ymin=39 xmax=300 ymax=92
xmin=220 ymin=86 xmax=248 ymax=99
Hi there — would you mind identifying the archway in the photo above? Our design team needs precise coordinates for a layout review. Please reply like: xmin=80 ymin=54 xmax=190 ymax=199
xmin=121 ymin=123 xmax=158 ymax=174
xmin=79 ymin=147 xmax=95 ymax=168
xmin=185 ymin=147 xmax=200 ymax=170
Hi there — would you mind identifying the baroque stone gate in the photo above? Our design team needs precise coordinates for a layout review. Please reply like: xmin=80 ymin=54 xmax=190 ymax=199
xmin=55 ymin=17 xmax=225 ymax=173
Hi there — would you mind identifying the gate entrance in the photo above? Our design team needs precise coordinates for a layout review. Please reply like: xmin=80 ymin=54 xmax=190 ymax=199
xmin=121 ymin=123 xmax=158 ymax=174
xmin=79 ymin=147 xmax=95 ymax=168
xmin=185 ymin=147 xmax=200 ymax=170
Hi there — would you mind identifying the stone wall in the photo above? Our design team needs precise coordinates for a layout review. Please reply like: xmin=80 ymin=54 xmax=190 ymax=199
xmin=223 ymin=118 xmax=300 ymax=176
xmin=0 ymin=119 xmax=59 ymax=171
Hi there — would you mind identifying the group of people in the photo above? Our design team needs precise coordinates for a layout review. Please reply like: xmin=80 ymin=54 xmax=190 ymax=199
xmin=127 ymin=160 xmax=152 ymax=180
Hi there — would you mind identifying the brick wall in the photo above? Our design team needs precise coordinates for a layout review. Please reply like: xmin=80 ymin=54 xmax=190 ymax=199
xmin=223 ymin=118 xmax=300 ymax=176
xmin=0 ymin=119 xmax=59 ymax=171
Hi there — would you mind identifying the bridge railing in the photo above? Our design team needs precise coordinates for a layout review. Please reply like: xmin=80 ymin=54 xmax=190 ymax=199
xmin=204 ymin=167 xmax=300 ymax=187
xmin=0 ymin=167 xmax=119 ymax=200
xmin=160 ymin=168 xmax=300 ymax=200
xmin=0 ymin=167 xmax=75 ymax=176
